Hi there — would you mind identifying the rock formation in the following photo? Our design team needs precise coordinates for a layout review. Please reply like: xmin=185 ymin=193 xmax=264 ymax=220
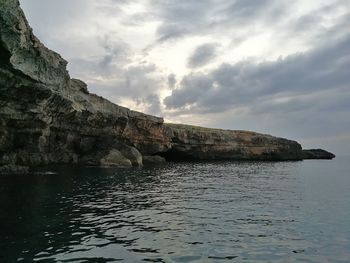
xmin=162 ymin=124 xmax=304 ymax=161
xmin=302 ymin=149 xmax=336 ymax=160
xmin=0 ymin=0 xmax=334 ymax=174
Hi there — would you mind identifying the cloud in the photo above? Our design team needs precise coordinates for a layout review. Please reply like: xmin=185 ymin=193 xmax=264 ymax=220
xmin=151 ymin=0 xmax=290 ymax=45
xmin=219 ymin=0 xmax=281 ymax=22
xmin=84 ymin=63 xmax=165 ymax=115
xmin=187 ymin=43 xmax=218 ymax=68
xmin=67 ymin=35 xmax=131 ymax=79
xmin=136 ymin=94 xmax=162 ymax=116
xmin=164 ymin=34 xmax=350 ymax=114
xmin=167 ymin=74 xmax=177 ymax=89
xmin=153 ymin=0 xmax=214 ymax=42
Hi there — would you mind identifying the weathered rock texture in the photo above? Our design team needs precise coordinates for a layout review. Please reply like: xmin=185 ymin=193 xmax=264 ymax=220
xmin=0 ymin=1 xmax=334 ymax=173
xmin=163 ymin=124 xmax=304 ymax=161
xmin=0 ymin=0 xmax=170 ymax=172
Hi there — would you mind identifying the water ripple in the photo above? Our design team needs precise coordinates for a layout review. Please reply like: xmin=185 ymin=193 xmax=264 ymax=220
xmin=0 ymin=159 xmax=350 ymax=262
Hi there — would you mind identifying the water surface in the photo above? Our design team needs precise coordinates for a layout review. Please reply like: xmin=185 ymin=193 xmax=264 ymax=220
xmin=0 ymin=158 xmax=349 ymax=262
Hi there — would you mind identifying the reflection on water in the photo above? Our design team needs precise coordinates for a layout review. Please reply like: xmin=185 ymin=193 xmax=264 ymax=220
xmin=0 ymin=159 xmax=349 ymax=262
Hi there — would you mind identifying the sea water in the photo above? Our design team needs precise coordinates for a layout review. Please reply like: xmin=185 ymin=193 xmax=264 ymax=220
xmin=0 ymin=158 xmax=349 ymax=262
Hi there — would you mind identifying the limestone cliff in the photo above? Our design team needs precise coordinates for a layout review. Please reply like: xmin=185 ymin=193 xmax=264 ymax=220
xmin=0 ymin=0 xmax=334 ymax=173
xmin=0 ymin=0 xmax=170 ymax=169
xmin=163 ymin=124 xmax=303 ymax=161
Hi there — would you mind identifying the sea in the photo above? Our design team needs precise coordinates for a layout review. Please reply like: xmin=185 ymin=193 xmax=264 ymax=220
xmin=0 ymin=157 xmax=349 ymax=262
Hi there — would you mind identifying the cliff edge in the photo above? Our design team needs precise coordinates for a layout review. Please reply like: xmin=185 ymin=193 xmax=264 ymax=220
xmin=0 ymin=0 xmax=334 ymax=174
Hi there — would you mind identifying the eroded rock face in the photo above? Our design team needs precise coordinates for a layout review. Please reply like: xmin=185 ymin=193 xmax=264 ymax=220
xmin=119 ymin=146 xmax=143 ymax=167
xmin=100 ymin=150 xmax=132 ymax=167
xmin=0 ymin=0 xmax=70 ymax=90
xmin=0 ymin=0 xmax=171 ymax=170
xmin=0 ymin=0 xmax=334 ymax=173
xmin=163 ymin=124 xmax=304 ymax=161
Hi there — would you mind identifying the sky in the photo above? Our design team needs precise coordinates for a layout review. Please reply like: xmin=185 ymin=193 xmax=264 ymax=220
xmin=19 ymin=0 xmax=350 ymax=155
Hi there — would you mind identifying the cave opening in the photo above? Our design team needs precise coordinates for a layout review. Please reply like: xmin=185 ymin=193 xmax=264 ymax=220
xmin=157 ymin=149 xmax=197 ymax=162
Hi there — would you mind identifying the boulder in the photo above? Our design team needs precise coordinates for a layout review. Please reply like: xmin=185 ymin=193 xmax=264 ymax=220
xmin=119 ymin=146 xmax=143 ymax=166
xmin=99 ymin=150 xmax=132 ymax=167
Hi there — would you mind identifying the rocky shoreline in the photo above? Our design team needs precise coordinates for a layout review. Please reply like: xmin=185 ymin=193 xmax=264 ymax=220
xmin=0 ymin=0 xmax=335 ymax=175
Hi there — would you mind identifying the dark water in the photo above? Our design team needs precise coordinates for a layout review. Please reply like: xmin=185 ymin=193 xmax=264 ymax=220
xmin=0 ymin=158 xmax=349 ymax=263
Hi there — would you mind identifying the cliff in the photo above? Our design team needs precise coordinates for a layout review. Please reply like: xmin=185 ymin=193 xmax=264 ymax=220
xmin=162 ymin=124 xmax=303 ymax=161
xmin=0 ymin=0 xmax=170 ymax=169
xmin=0 ymin=0 xmax=334 ymax=174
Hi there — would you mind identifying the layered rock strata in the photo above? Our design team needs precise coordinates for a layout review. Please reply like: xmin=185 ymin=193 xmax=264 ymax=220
xmin=0 ymin=0 xmax=170 ymax=171
xmin=163 ymin=124 xmax=304 ymax=161
xmin=0 ymin=0 xmax=334 ymax=174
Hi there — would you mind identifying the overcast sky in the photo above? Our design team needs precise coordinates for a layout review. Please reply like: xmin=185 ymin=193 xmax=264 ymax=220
xmin=20 ymin=0 xmax=350 ymax=155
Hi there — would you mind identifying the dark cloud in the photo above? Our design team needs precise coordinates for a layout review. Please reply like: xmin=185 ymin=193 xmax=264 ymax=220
xmin=220 ymin=0 xmax=277 ymax=21
xmin=156 ymin=23 xmax=189 ymax=43
xmin=85 ymin=63 xmax=163 ymax=115
xmin=151 ymin=0 xmax=289 ymax=44
xmin=68 ymin=35 xmax=130 ymax=78
xmin=98 ymin=36 xmax=131 ymax=70
xmin=167 ymin=74 xmax=177 ymax=89
xmin=165 ymin=34 xmax=350 ymax=114
xmin=164 ymin=74 xmax=212 ymax=109
xmin=136 ymin=94 xmax=162 ymax=116
xmin=187 ymin=43 xmax=218 ymax=68
xmin=153 ymin=0 xmax=213 ymax=42
xmin=276 ymin=1 xmax=350 ymax=47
